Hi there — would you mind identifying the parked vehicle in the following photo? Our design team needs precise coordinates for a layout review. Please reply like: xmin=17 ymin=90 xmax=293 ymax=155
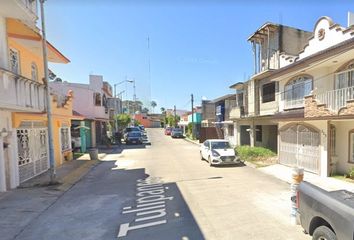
xmin=124 ymin=126 xmax=140 ymax=138
xmin=124 ymin=126 xmax=141 ymax=134
xmin=200 ymin=139 xmax=240 ymax=166
xmin=298 ymin=181 xmax=354 ymax=240
xmin=164 ymin=127 xmax=172 ymax=135
xmin=171 ymin=128 xmax=184 ymax=138
xmin=124 ymin=131 xmax=143 ymax=144
xmin=138 ymin=125 xmax=145 ymax=132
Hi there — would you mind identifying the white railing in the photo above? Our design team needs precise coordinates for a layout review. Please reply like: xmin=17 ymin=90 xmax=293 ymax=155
xmin=0 ymin=68 xmax=46 ymax=112
xmin=284 ymin=98 xmax=304 ymax=109
xmin=317 ymin=86 xmax=354 ymax=112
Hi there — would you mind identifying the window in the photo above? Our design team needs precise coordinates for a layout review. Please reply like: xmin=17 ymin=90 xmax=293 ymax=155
xmin=256 ymin=125 xmax=262 ymax=142
xmin=9 ymin=48 xmax=20 ymax=74
xmin=262 ymin=82 xmax=275 ymax=103
xmin=60 ymin=127 xmax=71 ymax=152
xmin=284 ymin=75 xmax=312 ymax=108
xmin=94 ymin=92 xmax=101 ymax=106
xmin=335 ymin=63 xmax=354 ymax=89
xmin=102 ymin=94 xmax=108 ymax=113
xmin=349 ymin=130 xmax=354 ymax=163
xmin=236 ymin=92 xmax=244 ymax=107
xmin=228 ymin=125 xmax=234 ymax=136
xmin=31 ymin=63 xmax=38 ymax=81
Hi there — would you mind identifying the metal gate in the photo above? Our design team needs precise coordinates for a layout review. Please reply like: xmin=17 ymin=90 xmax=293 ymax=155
xmin=17 ymin=127 xmax=49 ymax=183
xmin=279 ymin=124 xmax=320 ymax=174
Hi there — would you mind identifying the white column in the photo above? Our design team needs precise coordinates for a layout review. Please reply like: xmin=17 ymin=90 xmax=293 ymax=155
xmin=250 ymin=121 xmax=255 ymax=147
xmin=0 ymin=16 xmax=8 ymax=69
xmin=8 ymin=131 xmax=19 ymax=188
xmin=234 ymin=122 xmax=238 ymax=146
xmin=91 ymin=121 xmax=96 ymax=147
xmin=0 ymin=136 xmax=6 ymax=191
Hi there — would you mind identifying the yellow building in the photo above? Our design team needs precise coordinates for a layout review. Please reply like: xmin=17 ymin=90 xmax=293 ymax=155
xmin=13 ymin=91 xmax=74 ymax=167
xmin=0 ymin=16 xmax=70 ymax=188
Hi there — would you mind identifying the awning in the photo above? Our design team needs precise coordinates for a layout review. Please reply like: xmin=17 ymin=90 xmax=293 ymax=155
xmin=7 ymin=18 xmax=69 ymax=64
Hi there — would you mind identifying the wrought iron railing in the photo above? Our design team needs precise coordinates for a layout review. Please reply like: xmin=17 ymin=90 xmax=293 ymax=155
xmin=316 ymin=86 xmax=354 ymax=112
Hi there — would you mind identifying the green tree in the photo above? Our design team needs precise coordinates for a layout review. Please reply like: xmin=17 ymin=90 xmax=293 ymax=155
xmin=141 ymin=107 xmax=149 ymax=113
xmin=115 ymin=113 xmax=131 ymax=130
xmin=160 ymin=107 xmax=165 ymax=113
xmin=165 ymin=114 xmax=180 ymax=127
xmin=151 ymin=101 xmax=157 ymax=113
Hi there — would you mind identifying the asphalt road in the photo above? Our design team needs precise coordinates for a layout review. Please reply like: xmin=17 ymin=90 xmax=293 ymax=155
xmin=14 ymin=128 xmax=310 ymax=240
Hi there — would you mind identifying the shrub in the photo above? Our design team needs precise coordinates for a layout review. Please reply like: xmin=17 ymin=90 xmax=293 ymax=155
xmin=235 ymin=145 xmax=276 ymax=162
xmin=349 ymin=167 xmax=354 ymax=179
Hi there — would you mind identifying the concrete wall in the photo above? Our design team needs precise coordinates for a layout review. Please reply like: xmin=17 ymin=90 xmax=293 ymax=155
xmin=299 ymin=17 xmax=353 ymax=59
xmin=50 ymin=81 xmax=109 ymax=120
xmin=280 ymin=26 xmax=313 ymax=56
xmin=12 ymin=93 xmax=74 ymax=167
xmin=0 ymin=110 xmax=19 ymax=191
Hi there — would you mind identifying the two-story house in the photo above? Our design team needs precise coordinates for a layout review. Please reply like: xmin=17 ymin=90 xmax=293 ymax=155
xmin=269 ymin=16 xmax=354 ymax=177
xmin=0 ymin=1 xmax=69 ymax=191
xmin=229 ymin=22 xmax=312 ymax=153
xmin=200 ymin=94 xmax=236 ymax=144
xmin=50 ymin=75 xmax=112 ymax=146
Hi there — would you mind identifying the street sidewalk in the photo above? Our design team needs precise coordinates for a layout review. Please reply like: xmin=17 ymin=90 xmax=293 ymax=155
xmin=0 ymin=146 xmax=123 ymax=240
xmin=182 ymin=137 xmax=354 ymax=192
xmin=259 ymin=164 xmax=354 ymax=192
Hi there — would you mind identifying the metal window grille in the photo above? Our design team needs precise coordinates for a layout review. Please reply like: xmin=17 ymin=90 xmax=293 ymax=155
xmin=60 ymin=127 xmax=71 ymax=152
xmin=10 ymin=49 xmax=20 ymax=74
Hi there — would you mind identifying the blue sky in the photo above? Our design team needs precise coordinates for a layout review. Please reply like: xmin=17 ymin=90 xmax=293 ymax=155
xmin=45 ymin=0 xmax=353 ymax=111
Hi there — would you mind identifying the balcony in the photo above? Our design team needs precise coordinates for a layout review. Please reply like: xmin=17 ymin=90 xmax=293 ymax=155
xmin=229 ymin=106 xmax=246 ymax=119
xmin=316 ymin=86 xmax=354 ymax=112
xmin=0 ymin=68 xmax=46 ymax=112
xmin=0 ymin=0 xmax=38 ymax=27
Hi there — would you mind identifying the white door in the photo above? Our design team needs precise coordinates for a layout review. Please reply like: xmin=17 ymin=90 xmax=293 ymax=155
xmin=279 ymin=124 xmax=320 ymax=174
xmin=17 ymin=127 xmax=49 ymax=183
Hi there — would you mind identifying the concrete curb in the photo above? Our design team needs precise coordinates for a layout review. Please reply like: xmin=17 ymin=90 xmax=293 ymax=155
xmin=183 ymin=137 xmax=200 ymax=146
xmin=243 ymin=161 xmax=258 ymax=169
xmin=56 ymin=160 xmax=100 ymax=191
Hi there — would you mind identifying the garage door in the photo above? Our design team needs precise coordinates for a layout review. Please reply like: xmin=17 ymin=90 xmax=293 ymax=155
xmin=279 ymin=124 xmax=320 ymax=174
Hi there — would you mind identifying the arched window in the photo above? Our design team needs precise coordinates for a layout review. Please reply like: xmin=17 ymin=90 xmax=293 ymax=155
xmin=335 ymin=60 xmax=354 ymax=89
xmin=31 ymin=62 xmax=38 ymax=81
xmin=284 ymin=75 xmax=312 ymax=109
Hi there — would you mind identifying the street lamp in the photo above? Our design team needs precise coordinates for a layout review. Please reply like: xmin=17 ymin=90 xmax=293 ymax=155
xmin=114 ymin=79 xmax=133 ymax=98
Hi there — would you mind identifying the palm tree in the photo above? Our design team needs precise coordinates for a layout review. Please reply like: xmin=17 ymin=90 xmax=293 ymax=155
xmin=151 ymin=101 xmax=157 ymax=113
xmin=160 ymin=107 xmax=165 ymax=114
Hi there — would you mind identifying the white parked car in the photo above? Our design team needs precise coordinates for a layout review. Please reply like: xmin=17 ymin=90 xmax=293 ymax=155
xmin=200 ymin=139 xmax=240 ymax=166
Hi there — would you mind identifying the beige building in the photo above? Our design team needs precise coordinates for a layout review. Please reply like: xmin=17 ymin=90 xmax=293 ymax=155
xmin=229 ymin=14 xmax=354 ymax=177
xmin=229 ymin=22 xmax=312 ymax=153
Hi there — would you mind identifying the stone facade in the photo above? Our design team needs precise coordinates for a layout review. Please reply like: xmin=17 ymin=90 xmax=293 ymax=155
xmin=305 ymin=95 xmax=354 ymax=118
xmin=304 ymin=95 xmax=335 ymax=118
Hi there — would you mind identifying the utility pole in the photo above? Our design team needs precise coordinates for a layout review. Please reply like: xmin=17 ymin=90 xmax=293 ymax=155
xmin=133 ymin=79 xmax=136 ymax=114
xmin=40 ymin=0 xmax=56 ymax=183
xmin=173 ymin=105 xmax=176 ymax=127
xmin=191 ymin=94 xmax=194 ymax=139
